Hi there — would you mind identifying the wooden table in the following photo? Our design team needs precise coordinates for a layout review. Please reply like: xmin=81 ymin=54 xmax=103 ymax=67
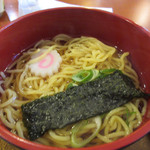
xmin=0 ymin=0 xmax=150 ymax=149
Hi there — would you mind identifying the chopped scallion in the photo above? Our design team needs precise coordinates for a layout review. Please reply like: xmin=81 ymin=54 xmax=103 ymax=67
xmin=72 ymin=70 xmax=93 ymax=83
xmin=71 ymin=116 xmax=101 ymax=148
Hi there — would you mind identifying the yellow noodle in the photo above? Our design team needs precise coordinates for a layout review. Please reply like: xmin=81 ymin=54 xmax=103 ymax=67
xmin=0 ymin=34 xmax=147 ymax=148
xmin=97 ymin=134 xmax=112 ymax=143
xmin=48 ymin=130 xmax=70 ymax=141
xmin=4 ymin=73 xmax=15 ymax=88
xmin=0 ymin=89 xmax=17 ymax=108
xmin=0 ymin=86 xmax=4 ymax=94
xmin=109 ymin=116 xmax=130 ymax=135
xmin=16 ymin=121 xmax=25 ymax=138
xmin=0 ymin=110 xmax=15 ymax=129
xmin=0 ymin=71 xmax=6 ymax=79
xmin=101 ymin=107 xmax=127 ymax=130
xmin=134 ymin=98 xmax=147 ymax=116
xmin=36 ymin=137 xmax=51 ymax=146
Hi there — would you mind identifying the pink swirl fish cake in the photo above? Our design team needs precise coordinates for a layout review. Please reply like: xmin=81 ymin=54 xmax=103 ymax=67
xmin=29 ymin=50 xmax=62 ymax=77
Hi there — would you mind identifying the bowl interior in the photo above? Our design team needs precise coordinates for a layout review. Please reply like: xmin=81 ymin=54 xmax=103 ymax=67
xmin=0 ymin=7 xmax=150 ymax=150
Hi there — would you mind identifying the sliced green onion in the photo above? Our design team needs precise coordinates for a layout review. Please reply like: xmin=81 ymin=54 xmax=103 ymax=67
xmin=71 ymin=116 xmax=101 ymax=148
xmin=89 ymin=69 xmax=100 ymax=81
xmin=99 ymin=68 xmax=120 ymax=78
xmin=100 ymin=68 xmax=117 ymax=74
xmin=72 ymin=70 xmax=93 ymax=83
xmin=70 ymin=69 xmax=121 ymax=86
xmin=67 ymin=83 xmax=78 ymax=89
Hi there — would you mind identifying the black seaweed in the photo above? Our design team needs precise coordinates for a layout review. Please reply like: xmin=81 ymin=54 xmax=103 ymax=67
xmin=21 ymin=71 xmax=149 ymax=140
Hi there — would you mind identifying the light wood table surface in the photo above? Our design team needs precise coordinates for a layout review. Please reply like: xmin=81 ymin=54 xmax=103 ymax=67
xmin=0 ymin=0 xmax=150 ymax=149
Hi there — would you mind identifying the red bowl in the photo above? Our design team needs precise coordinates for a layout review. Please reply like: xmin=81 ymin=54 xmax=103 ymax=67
xmin=0 ymin=7 xmax=150 ymax=150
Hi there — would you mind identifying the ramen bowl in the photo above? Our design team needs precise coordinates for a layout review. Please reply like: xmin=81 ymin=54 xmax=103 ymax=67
xmin=0 ymin=7 xmax=150 ymax=150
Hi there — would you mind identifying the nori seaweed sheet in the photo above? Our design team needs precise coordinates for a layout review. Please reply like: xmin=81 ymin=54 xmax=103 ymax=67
xmin=21 ymin=71 xmax=149 ymax=140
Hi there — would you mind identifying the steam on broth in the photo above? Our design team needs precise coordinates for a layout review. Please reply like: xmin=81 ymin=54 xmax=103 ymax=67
xmin=0 ymin=34 xmax=147 ymax=148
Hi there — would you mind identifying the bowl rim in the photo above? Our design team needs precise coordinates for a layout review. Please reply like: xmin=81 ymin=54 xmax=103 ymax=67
xmin=0 ymin=118 xmax=150 ymax=150
xmin=0 ymin=6 xmax=150 ymax=150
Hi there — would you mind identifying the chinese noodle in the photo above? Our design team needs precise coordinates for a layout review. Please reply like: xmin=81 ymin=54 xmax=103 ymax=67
xmin=0 ymin=34 xmax=147 ymax=148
